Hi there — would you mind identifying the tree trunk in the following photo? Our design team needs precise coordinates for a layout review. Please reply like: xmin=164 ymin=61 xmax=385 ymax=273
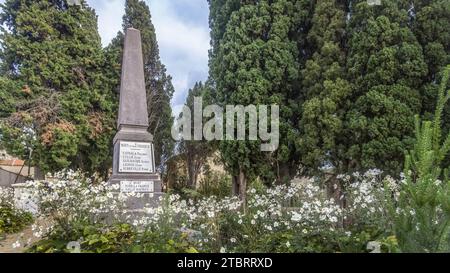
xmin=326 ymin=174 xmax=347 ymax=227
xmin=193 ymin=170 xmax=199 ymax=189
xmin=187 ymin=158 xmax=195 ymax=189
xmin=34 ymin=166 xmax=45 ymax=180
xmin=238 ymin=169 xmax=247 ymax=207
xmin=277 ymin=162 xmax=293 ymax=185
xmin=232 ymin=175 xmax=239 ymax=196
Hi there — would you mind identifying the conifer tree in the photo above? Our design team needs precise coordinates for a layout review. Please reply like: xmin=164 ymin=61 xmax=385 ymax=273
xmin=210 ymin=0 xmax=307 ymax=200
xmin=345 ymin=0 xmax=428 ymax=175
xmin=208 ymin=0 xmax=241 ymax=88
xmin=298 ymin=0 xmax=351 ymax=176
xmin=410 ymin=0 xmax=450 ymax=133
xmin=391 ymin=65 xmax=450 ymax=252
xmin=0 ymin=0 xmax=117 ymax=175
xmin=178 ymin=82 xmax=215 ymax=189
xmin=412 ymin=0 xmax=450 ymax=84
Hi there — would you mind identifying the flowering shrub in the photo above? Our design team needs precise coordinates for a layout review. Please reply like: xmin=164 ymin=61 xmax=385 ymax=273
xmin=151 ymin=172 xmax=393 ymax=253
xmin=0 ymin=187 xmax=33 ymax=237
xmin=24 ymin=170 xmax=132 ymax=239
xmin=18 ymin=169 xmax=401 ymax=253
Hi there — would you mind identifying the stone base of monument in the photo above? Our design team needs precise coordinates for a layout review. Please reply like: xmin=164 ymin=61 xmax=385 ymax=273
xmin=122 ymin=192 xmax=165 ymax=211
xmin=109 ymin=125 xmax=164 ymax=211
xmin=109 ymin=174 xmax=164 ymax=211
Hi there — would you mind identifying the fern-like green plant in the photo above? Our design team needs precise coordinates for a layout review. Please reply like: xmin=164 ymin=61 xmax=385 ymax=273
xmin=391 ymin=65 xmax=450 ymax=252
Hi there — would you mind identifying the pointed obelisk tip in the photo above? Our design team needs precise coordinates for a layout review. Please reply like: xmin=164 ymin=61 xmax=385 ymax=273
xmin=117 ymin=27 xmax=149 ymax=128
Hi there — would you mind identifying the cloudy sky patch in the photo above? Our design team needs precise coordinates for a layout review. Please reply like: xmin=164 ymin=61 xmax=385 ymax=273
xmin=90 ymin=0 xmax=210 ymax=110
xmin=0 ymin=0 xmax=211 ymax=112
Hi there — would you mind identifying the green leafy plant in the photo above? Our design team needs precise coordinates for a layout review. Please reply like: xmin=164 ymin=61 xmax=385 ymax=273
xmin=389 ymin=65 xmax=450 ymax=252
xmin=0 ymin=187 xmax=33 ymax=237
xmin=0 ymin=205 xmax=33 ymax=236
xmin=197 ymin=170 xmax=232 ymax=199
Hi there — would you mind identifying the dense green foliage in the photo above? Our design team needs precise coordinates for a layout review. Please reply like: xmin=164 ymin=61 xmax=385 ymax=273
xmin=208 ymin=0 xmax=450 ymax=197
xmin=0 ymin=205 xmax=33 ymax=237
xmin=412 ymin=0 xmax=450 ymax=118
xmin=0 ymin=0 xmax=117 ymax=176
xmin=209 ymin=0 xmax=313 ymax=199
xmin=298 ymin=0 xmax=350 ymax=175
xmin=345 ymin=0 xmax=427 ymax=175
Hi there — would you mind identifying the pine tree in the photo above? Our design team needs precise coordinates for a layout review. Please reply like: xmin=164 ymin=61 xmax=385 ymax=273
xmin=391 ymin=65 xmax=450 ymax=252
xmin=0 ymin=0 xmax=117 ymax=175
xmin=345 ymin=0 xmax=428 ymax=175
xmin=108 ymin=0 xmax=175 ymax=172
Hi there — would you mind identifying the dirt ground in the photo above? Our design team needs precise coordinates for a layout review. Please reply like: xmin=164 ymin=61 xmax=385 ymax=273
xmin=0 ymin=218 xmax=49 ymax=253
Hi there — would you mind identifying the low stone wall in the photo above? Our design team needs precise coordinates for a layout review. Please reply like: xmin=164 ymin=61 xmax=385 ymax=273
xmin=0 ymin=168 xmax=28 ymax=187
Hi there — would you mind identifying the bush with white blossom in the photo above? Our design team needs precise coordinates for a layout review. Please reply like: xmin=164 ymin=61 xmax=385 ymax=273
xmin=14 ymin=169 xmax=403 ymax=253
xmin=0 ymin=186 xmax=33 ymax=236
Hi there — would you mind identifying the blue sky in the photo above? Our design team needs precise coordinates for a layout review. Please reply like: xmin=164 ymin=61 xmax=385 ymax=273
xmin=0 ymin=0 xmax=211 ymax=113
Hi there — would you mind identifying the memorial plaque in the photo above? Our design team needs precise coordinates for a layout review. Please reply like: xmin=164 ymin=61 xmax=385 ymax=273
xmin=119 ymin=141 xmax=153 ymax=173
xmin=120 ymin=181 xmax=154 ymax=193
xmin=109 ymin=28 xmax=163 ymax=210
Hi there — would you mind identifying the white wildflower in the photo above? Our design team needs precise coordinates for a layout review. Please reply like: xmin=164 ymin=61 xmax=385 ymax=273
xmin=12 ymin=241 xmax=21 ymax=249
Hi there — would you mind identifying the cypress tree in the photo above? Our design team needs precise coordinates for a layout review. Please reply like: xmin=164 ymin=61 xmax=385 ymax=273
xmin=410 ymin=0 xmax=450 ymax=135
xmin=345 ymin=0 xmax=428 ymax=175
xmin=207 ymin=0 xmax=241 ymax=89
xmin=412 ymin=0 xmax=450 ymax=84
xmin=179 ymin=82 xmax=215 ymax=189
xmin=211 ymin=0 xmax=306 ymax=200
xmin=298 ymin=0 xmax=351 ymax=176
xmin=0 ymin=0 xmax=117 ymax=175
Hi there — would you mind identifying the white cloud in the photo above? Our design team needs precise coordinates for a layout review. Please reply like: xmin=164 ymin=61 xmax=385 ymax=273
xmin=147 ymin=0 xmax=210 ymax=108
xmin=87 ymin=0 xmax=125 ymax=47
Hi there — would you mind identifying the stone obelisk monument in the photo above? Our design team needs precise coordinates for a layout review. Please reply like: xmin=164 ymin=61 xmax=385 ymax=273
xmin=110 ymin=28 xmax=162 ymax=209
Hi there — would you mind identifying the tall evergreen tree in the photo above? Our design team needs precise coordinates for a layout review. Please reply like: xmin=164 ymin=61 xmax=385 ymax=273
xmin=345 ymin=0 xmax=428 ymax=175
xmin=298 ymin=0 xmax=351 ymax=176
xmin=412 ymin=0 xmax=450 ymax=84
xmin=207 ymin=0 xmax=241 ymax=89
xmin=178 ymin=82 xmax=215 ymax=189
xmin=108 ymin=0 xmax=175 ymax=173
xmin=210 ymin=0 xmax=308 ymax=200
xmin=409 ymin=0 xmax=450 ymax=134
xmin=0 ymin=0 xmax=117 ymax=175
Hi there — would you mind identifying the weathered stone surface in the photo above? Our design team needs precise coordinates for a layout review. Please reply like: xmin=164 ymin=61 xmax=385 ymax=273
xmin=117 ymin=28 xmax=149 ymax=128
xmin=109 ymin=28 xmax=163 ymax=209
